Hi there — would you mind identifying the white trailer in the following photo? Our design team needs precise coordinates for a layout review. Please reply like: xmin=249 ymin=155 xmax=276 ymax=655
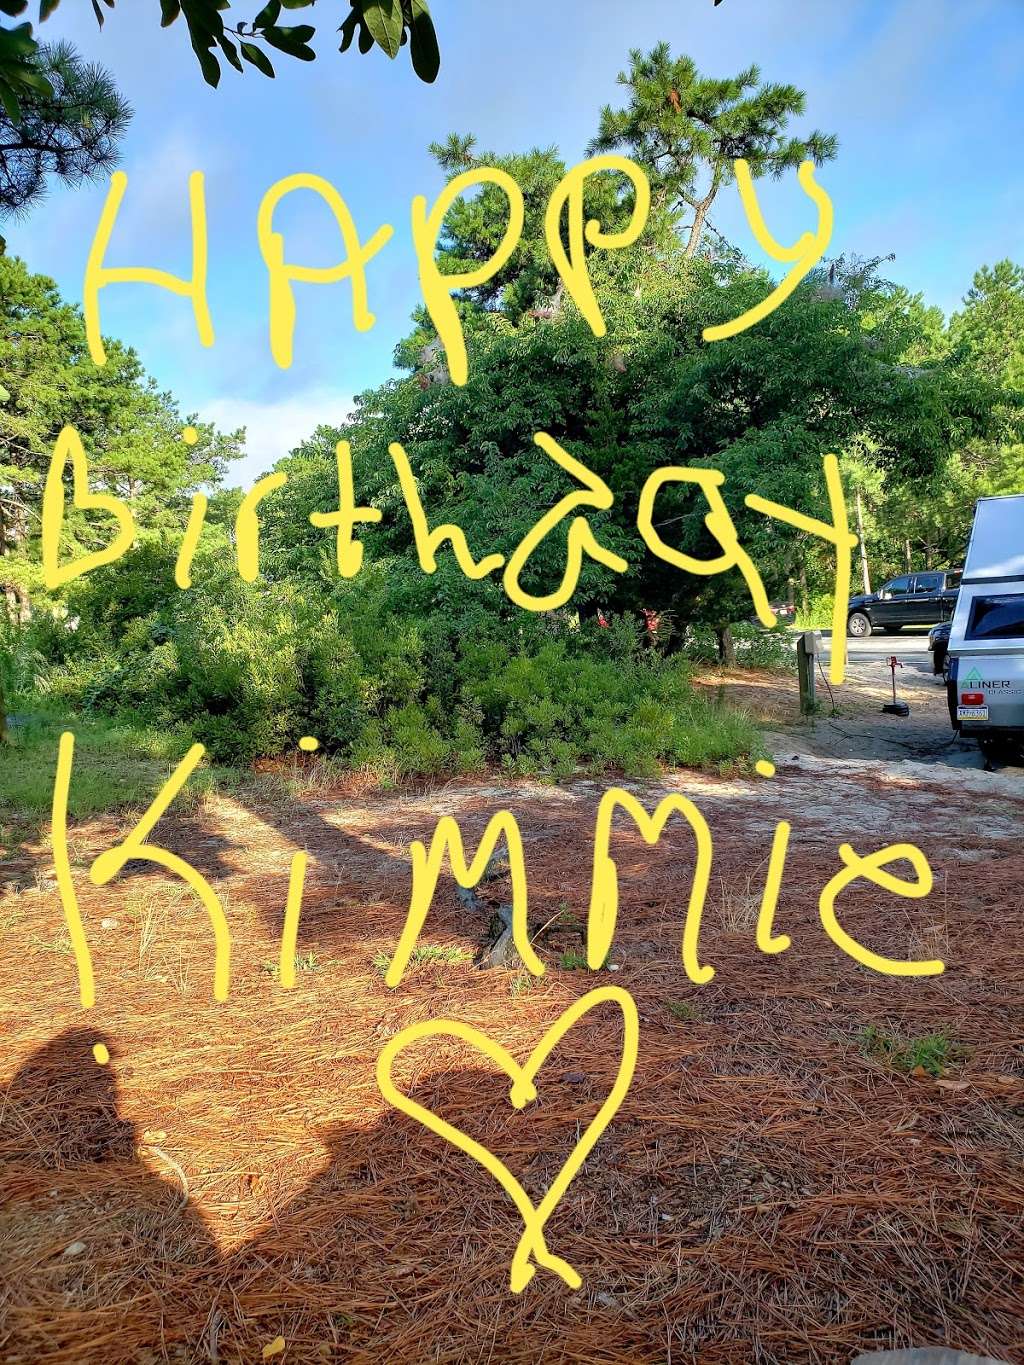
xmin=946 ymin=493 xmax=1024 ymax=753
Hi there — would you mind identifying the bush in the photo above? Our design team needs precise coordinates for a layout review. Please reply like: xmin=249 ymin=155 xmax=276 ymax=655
xmin=796 ymin=593 xmax=835 ymax=630
xmin=729 ymin=623 xmax=796 ymax=670
xmin=677 ymin=621 xmax=795 ymax=670
xmin=27 ymin=550 xmax=763 ymax=779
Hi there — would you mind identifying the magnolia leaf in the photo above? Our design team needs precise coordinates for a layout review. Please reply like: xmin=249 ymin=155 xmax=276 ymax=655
xmin=219 ymin=32 xmax=244 ymax=71
xmin=253 ymin=0 xmax=281 ymax=27
xmin=240 ymin=39 xmax=274 ymax=75
xmin=339 ymin=10 xmax=358 ymax=52
xmin=263 ymin=24 xmax=315 ymax=58
xmin=0 ymin=82 xmax=21 ymax=124
xmin=408 ymin=0 xmax=439 ymax=82
xmin=0 ymin=21 xmax=37 ymax=57
xmin=189 ymin=35 xmax=221 ymax=86
xmin=360 ymin=0 xmax=403 ymax=59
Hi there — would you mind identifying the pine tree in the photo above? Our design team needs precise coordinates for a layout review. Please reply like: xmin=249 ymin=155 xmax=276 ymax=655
xmin=0 ymin=40 xmax=130 ymax=218
xmin=589 ymin=44 xmax=838 ymax=259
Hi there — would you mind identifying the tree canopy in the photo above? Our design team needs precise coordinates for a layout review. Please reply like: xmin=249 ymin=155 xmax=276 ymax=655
xmin=590 ymin=43 xmax=838 ymax=258
xmin=0 ymin=39 xmax=129 ymax=215
xmin=2 ymin=39 xmax=1020 ymax=766
xmin=0 ymin=253 xmax=242 ymax=616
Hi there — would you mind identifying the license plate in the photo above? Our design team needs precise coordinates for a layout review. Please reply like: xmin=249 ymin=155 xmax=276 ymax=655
xmin=957 ymin=705 xmax=989 ymax=722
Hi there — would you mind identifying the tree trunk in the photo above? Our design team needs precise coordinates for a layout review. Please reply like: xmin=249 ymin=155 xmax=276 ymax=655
xmin=684 ymin=197 xmax=713 ymax=259
xmin=715 ymin=625 xmax=736 ymax=667
xmin=855 ymin=490 xmax=871 ymax=594
xmin=0 ymin=666 xmax=7 ymax=744
xmin=904 ymin=539 xmax=912 ymax=573
xmin=3 ymin=582 xmax=29 ymax=624
xmin=683 ymin=165 xmax=724 ymax=260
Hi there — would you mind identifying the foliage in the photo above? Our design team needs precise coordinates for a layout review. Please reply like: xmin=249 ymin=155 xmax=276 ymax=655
xmin=316 ymin=242 xmax=992 ymax=649
xmin=839 ymin=259 xmax=1024 ymax=581
xmin=949 ymin=259 xmax=1024 ymax=392
xmin=0 ymin=0 xmax=439 ymax=116
xmin=5 ymin=41 xmax=1021 ymax=781
xmin=33 ymin=548 xmax=763 ymax=775
xmin=679 ymin=622 xmax=795 ymax=670
xmin=794 ymin=593 xmax=834 ymax=631
xmin=590 ymin=43 xmax=838 ymax=257
xmin=666 ymin=999 xmax=702 ymax=1022
xmin=0 ymin=254 xmax=242 ymax=610
xmin=0 ymin=40 xmax=129 ymax=215
xmin=407 ymin=137 xmax=644 ymax=333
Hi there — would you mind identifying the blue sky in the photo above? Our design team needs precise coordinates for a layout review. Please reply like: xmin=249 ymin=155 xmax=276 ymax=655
xmin=7 ymin=0 xmax=1023 ymax=484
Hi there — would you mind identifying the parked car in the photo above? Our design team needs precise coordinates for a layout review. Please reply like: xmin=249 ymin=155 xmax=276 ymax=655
xmin=945 ymin=494 xmax=1024 ymax=756
xmin=928 ymin=620 xmax=951 ymax=680
xmin=846 ymin=569 xmax=961 ymax=638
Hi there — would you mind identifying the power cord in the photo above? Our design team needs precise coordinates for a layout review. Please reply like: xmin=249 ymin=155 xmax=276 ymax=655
xmin=815 ymin=659 xmax=961 ymax=752
xmin=816 ymin=657 xmax=837 ymax=715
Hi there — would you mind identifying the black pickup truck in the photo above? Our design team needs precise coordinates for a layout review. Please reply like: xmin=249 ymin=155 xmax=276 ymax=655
xmin=846 ymin=570 xmax=961 ymax=638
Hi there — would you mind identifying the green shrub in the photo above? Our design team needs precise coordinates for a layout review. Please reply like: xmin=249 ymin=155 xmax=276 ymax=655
xmin=796 ymin=593 xmax=835 ymax=630
xmin=730 ymin=623 xmax=796 ymax=670
xmin=26 ymin=549 xmax=762 ymax=779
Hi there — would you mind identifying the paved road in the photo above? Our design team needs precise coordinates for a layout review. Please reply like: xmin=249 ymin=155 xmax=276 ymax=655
xmin=789 ymin=626 xmax=1024 ymax=777
xmin=819 ymin=627 xmax=932 ymax=668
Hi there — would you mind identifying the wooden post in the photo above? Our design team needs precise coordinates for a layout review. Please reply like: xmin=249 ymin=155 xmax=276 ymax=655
xmin=797 ymin=631 xmax=818 ymax=715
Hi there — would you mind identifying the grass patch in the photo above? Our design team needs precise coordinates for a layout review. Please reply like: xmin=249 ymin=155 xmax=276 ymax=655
xmin=558 ymin=948 xmax=610 ymax=971
xmin=666 ymin=1000 xmax=702 ymax=1023
xmin=0 ymin=705 xmax=227 ymax=823
xmin=409 ymin=944 xmax=474 ymax=966
xmin=859 ymin=1024 xmax=959 ymax=1077
xmin=372 ymin=944 xmax=473 ymax=975
xmin=262 ymin=951 xmax=322 ymax=980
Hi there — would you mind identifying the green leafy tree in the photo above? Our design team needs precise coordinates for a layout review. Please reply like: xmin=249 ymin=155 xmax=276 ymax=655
xmin=393 ymin=136 xmax=653 ymax=371
xmin=0 ymin=39 xmax=129 ymax=216
xmin=867 ymin=260 xmax=1024 ymax=574
xmin=0 ymin=253 xmax=242 ymax=616
xmin=589 ymin=44 xmax=838 ymax=258
xmin=949 ymin=259 xmax=1024 ymax=392
xmin=259 ymin=236 xmax=990 ymax=667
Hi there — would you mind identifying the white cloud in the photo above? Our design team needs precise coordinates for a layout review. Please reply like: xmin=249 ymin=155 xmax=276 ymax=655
xmin=200 ymin=388 xmax=354 ymax=487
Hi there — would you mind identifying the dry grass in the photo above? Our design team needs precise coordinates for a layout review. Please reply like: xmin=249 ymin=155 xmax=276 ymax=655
xmin=1 ymin=763 xmax=1023 ymax=1363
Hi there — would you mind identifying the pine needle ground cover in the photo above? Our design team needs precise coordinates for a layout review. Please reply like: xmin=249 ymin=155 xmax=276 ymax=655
xmin=1 ymin=759 xmax=1022 ymax=1363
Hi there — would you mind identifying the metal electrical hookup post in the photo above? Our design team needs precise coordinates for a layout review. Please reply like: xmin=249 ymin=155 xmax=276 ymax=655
xmin=882 ymin=655 xmax=910 ymax=717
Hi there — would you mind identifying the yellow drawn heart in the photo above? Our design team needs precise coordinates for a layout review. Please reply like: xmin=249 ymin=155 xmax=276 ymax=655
xmin=42 ymin=425 xmax=136 ymax=589
xmin=376 ymin=985 xmax=639 ymax=1293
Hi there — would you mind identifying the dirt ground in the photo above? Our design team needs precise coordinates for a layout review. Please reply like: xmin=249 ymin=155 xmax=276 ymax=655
xmin=1 ymin=665 xmax=1023 ymax=1363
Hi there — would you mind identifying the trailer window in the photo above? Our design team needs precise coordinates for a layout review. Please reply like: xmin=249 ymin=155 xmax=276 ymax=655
xmin=966 ymin=593 xmax=1024 ymax=640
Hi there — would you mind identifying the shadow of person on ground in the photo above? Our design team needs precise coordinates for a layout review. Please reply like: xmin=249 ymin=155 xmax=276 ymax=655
xmin=0 ymin=1028 xmax=223 ymax=1364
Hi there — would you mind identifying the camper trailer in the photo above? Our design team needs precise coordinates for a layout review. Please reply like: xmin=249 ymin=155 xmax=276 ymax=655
xmin=946 ymin=493 xmax=1024 ymax=756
